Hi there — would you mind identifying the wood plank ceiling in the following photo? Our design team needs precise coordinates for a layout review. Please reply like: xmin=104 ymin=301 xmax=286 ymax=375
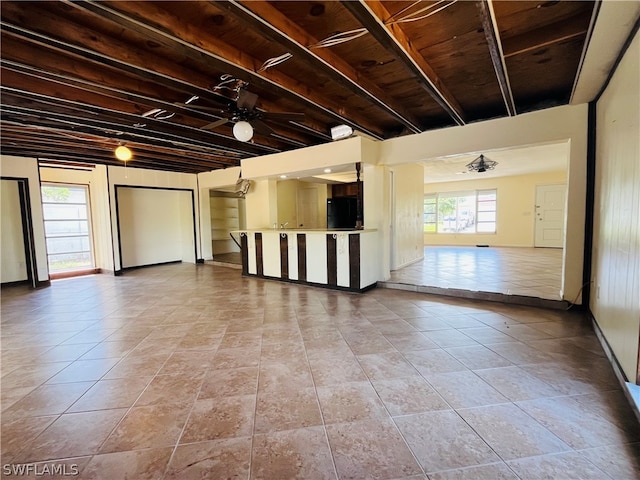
xmin=0 ymin=1 xmax=595 ymax=173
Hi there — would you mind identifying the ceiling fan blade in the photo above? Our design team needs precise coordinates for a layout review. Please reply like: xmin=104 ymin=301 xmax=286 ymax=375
xmin=262 ymin=112 xmax=305 ymax=122
xmin=251 ymin=119 xmax=274 ymax=136
xmin=237 ymin=89 xmax=258 ymax=110
xmin=201 ymin=118 xmax=229 ymax=130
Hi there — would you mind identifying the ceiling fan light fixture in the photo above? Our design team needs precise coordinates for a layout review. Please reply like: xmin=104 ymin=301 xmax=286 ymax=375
xmin=233 ymin=121 xmax=253 ymax=142
xmin=466 ymin=154 xmax=497 ymax=173
xmin=114 ymin=145 xmax=132 ymax=162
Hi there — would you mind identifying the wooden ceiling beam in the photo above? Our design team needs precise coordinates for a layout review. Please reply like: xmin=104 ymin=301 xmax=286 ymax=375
xmin=219 ymin=0 xmax=423 ymax=134
xmin=0 ymin=129 xmax=232 ymax=171
xmin=1 ymin=107 xmax=247 ymax=162
xmin=65 ymin=0 xmax=385 ymax=140
xmin=1 ymin=125 xmax=237 ymax=168
xmin=1 ymin=87 xmax=276 ymax=156
xmin=0 ymin=10 xmax=330 ymax=143
xmin=0 ymin=147 xmax=204 ymax=173
xmin=1 ymin=132 xmax=231 ymax=170
xmin=342 ymin=0 xmax=466 ymax=126
xmin=477 ymin=0 xmax=517 ymax=116
xmin=0 ymin=63 xmax=313 ymax=150
xmin=502 ymin=16 xmax=589 ymax=58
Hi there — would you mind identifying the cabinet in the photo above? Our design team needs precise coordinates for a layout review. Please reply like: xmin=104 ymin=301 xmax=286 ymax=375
xmin=331 ymin=182 xmax=359 ymax=198
xmin=210 ymin=196 xmax=241 ymax=254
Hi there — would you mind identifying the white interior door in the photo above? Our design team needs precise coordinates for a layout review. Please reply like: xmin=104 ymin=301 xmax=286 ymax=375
xmin=296 ymin=188 xmax=318 ymax=229
xmin=535 ymin=184 xmax=566 ymax=248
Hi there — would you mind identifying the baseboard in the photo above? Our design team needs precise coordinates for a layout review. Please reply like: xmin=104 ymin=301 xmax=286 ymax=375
xmin=242 ymin=272 xmax=377 ymax=293
xmin=120 ymin=260 xmax=182 ymax=272
xmin=50 ymin=268 xmax=101 ymax=280
xmin=378 ymin=281 xmax=569 ymax=310
xmin=1 ymin=279 xmax=30 ymax=289
xmin=392 ymin=256 xmax=425 ymax=271
xmin=589 ymin=309 xmax=640 ymax=424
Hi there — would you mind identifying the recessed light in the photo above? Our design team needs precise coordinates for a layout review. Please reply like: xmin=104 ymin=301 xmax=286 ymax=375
xmin=279 ymin=175 xmax=287 ymax=179
xmin=324 ymin=168 xmax=332 ymax=173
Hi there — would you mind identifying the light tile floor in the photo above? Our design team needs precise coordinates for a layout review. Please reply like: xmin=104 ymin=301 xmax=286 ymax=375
xmin=388 ymin=246 xmax=564 ymax=300
xmin=2 ymin=263 xmax=639 ymax=479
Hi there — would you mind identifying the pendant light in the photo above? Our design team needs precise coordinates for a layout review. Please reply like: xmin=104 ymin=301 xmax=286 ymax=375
xmin=114 ymin=145 xmax=132 ymax=162
xmin=233 ymin=121 xmax=253 ymax=142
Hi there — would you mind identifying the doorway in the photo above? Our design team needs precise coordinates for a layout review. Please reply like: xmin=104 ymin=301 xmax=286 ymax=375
xmin=1 ymin=179 xmax=30 ymax=285
xmin=210 ymin=190 xmax=245 ymax=261
xmin=535 ymin=184 xmax=566 ymax=248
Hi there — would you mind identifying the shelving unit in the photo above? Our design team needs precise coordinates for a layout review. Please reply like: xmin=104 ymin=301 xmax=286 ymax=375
xmin=210 ymin=195 xmax=242 ymax=255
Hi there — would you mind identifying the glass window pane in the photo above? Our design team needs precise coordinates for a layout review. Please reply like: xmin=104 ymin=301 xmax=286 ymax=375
xmin=46 ymin=236 xmax=91 ymax=254
xmin=477 ymin=212 xmax=496 ymax=222
xmin=44 ymin=220 xmax=89 ymax=236
xmin=47 ymin=252 xmax=92 ymax=271
xmin=477 ymin=222 xmax=496 ymax=233
xmin=42 ymin=204 xmax=88 ymax=220
xmin=477 ymin=201 xmax=496 ymax=212
xmin=41 ymin=186 xmax=87 ymax=204
xmin=478 ymin=190 xmax=496 ymax=201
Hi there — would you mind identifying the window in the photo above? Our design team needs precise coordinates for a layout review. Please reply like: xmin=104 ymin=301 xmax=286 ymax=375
xmin=41 ymin=184 xmax=94 ymax=272
xmin=423 ymin=194 xmax=437 ymax=232
xmin=424 ymin=189 xmax=496 ymax=234
xmin=476 ymin=189 xmax=497 ymax=233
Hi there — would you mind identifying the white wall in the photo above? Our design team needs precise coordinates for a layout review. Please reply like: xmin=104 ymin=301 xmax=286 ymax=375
xmin=0 ymin=155 xmax=48 ymax=283
xmin=117 ymin=187 xmax=193 ymax=268
xmin=378 ymin=104 xmax=588 ymax=303
xmin=392 ymin=163 xmax=425 ymax=269
xmin=424 ymin=170 xmax=568 ymax=247
xmin=277 ymin=179 xmax=299 ymax=227
xmin=363 ymin=163 xmax=389 ymax=280
xmin=245 ymin=179 xmax=278 ymax=229
xmin=241 ymin=136 xmax=378 ymax=179
xmin=1 ymin=179 xmax=28 ymax=282
xmin=591 ymin=30 xmax=640 ymax=382
xmin=107 ymin=165 xmax=199 ymax=271
xmin=40 ymin=165 xmax=114 ymax=272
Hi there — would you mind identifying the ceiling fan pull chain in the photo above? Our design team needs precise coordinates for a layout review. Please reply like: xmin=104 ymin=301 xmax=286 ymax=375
xmin=212 ymin=74 xmax=246 ymax=94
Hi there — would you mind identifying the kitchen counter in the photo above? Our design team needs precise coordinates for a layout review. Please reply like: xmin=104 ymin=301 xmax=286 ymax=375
xmin=232 ymin=229 xmax=378 ymax=292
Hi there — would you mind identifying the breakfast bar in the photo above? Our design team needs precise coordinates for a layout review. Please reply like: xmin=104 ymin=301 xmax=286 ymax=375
xmin=234 ymin=229 xmax=378 ymax=292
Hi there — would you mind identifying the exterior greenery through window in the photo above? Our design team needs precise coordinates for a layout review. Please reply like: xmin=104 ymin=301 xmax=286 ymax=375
xmin=41 ymin=184 xmax=94 ymax=272
xmin=424 ymin=190 xmax=497 ymax=233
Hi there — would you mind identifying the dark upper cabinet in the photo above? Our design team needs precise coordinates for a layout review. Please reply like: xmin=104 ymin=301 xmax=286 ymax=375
xmin=331 ymin=182 xmax=359 ymax=198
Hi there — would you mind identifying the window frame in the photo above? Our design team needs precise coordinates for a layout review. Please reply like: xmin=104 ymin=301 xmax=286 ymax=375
xmin=424 ymin=189 xmax=497 ymax=234
xmin=41 ymin=183 xmax=95 ymax=273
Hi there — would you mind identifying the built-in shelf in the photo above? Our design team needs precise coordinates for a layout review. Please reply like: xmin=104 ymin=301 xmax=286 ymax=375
xmin=210 ymin=196 xmax=244 ymax=255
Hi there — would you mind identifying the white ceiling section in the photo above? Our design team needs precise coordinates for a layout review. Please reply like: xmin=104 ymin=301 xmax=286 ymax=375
xmin=422 ymin=142 xmax=570 ymax=184
xmin=571 ymin=0 xmax=640 ymax=105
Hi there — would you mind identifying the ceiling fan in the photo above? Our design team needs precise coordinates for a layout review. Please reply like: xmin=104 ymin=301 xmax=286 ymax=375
xmin=198 ymin=81 xmax=305 ymax=142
